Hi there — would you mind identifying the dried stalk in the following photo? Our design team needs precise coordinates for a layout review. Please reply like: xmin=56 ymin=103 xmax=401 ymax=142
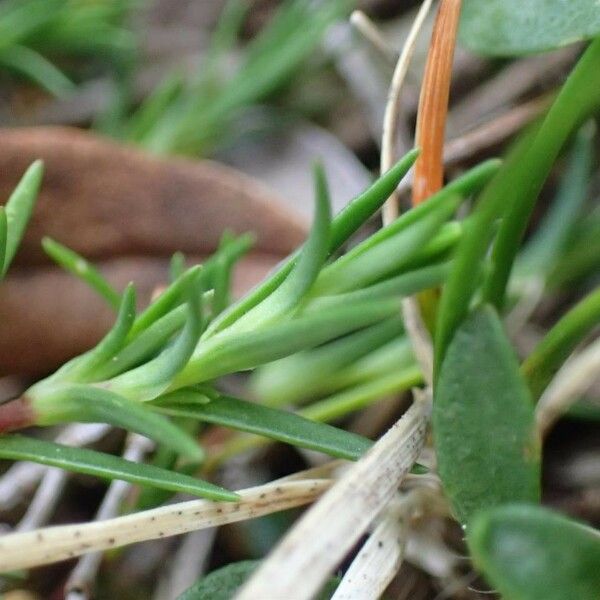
xmin=0 ymin=424 xmax=109 ymax=511
xmin=536 ymin=338 xmax=600 ymax=437
xmin=236 ymin=397 xmax=429 ymax=600
xmin=0 ymin=478 xmax=331 ymax=572
xmin=350 ymin=11 xmax=397 ymax=65
xmin=331 ymin=506 xmax=407 ymax=600
xmin=380 ymin=0 xmax=434 ymax=222
xmin=65 ymin=434 xmax=154 ymax=600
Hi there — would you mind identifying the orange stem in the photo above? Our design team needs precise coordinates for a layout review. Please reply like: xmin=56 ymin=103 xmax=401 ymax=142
xmin=412 ymin=0 xmax=463 ymax=206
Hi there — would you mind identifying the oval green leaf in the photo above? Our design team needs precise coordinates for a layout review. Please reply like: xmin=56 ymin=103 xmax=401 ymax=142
xmin=468 ymin=504 xmax=600 ymax=600
xmin=433 ymin=305 xmax=540 ymax=526
xmin=460 ymin=1 xmax=600 ymax=56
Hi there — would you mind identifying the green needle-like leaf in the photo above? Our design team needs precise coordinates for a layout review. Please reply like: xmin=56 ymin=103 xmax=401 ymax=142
xmin=0 ymin=207 xmax=7 ymax=277
xmin=93 ymin=305 xmax=188 ymax=381
xmin=174 ymin=299 xmax=401 ymax=386
xmin=307 ymin=263 xmax=450 ymax=311
xmin=109 ymin=284 xmax=204 ymax=401
xmin=155 ymin=392 xmax=372 ymax=461
xmin=51 ymin=283 xmax=136 ymax=382
xmin=0 ymin=434 xmax=236 ymax=501
xmin=468 ymin=504 xmax=600 ymax=600
xmin=42 ymin=237 xmax=122 ymax=310
xmin=517 ymin=123 xmax=595 ymax=277
xmin=482 ymin=38 xmax=600 ymax=308
xmin=252 ymin=318 xmax=405 ymax=406
xmin=433 ymin=306 xmax=540 ymax=526
xmin=314 ymin=197 xmax=459 ymax=295
xmin=2 ymin=160 xmax=43 ymax=276
xmin=203 ymin=150 xmax=420 ymax=338
xmin=31 ymin=384 xmax=203 ymax=460
xmin=230 ymin=163 xmax=331 ymax=332
xmin=0 ymin=44 xmax=74 ymax=96
xmin=522 ymin=286 xmax=600 ymax=399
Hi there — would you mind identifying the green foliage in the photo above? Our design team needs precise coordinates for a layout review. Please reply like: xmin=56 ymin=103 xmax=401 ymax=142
xmin=2 ymin=160 xmax=44 ymax=276
xmin=522 ymin=286 xmax=600 ymax=399
xmin=177 ymin=560 xmax=339 ymax=600
xmin=433 ymin=306 xmax=540 ymax=526
xmin=0 ymin=0 xmax=134 ymax=94
xmin=460 ymin=0 xmax=600 ymax=56
xmin=42 ymin=237 xmax=122 ymax=310
xmin=436 ymin=38 xmax=600 ymax=368
xmin=468 ymin=504 xmax=600 ymax=600
xmin=0 ymin=435 xmax=236 ymax=500
xmin=155 ymin=391 xmax=372 ymax=461
xmin=121 ymin=0 xmax=350 ymax=156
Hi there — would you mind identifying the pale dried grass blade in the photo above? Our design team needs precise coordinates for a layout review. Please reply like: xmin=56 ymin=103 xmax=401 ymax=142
xmin=536 ymin=338 xmax=600 ymax=437
xmin=381 ymin=0 xmax=434 ymax=222
xmin=331 ymin=508 xmax=407 ymax=600
xmin=0 ymin=479 xmax=331 ymax=572
xmin=235 ymin=397 xmax=429 ymax=600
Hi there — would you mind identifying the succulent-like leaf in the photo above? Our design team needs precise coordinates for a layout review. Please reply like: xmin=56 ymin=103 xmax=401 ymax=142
xmin=174 ymin=299 xmax=401 ymax=386
xmin=50 ymin=283 xmax=136 ymax=382
xmin=203 ymin=150 xmax=420 ymax=337
xmin=229 ymin=163 xmax=331 ymax=332
xmin=31 ymin=384 xmax=203 ymax=459
xmin=433 ymin=306 xmax=540 ymax=526
xmin=522 ymin=286 xmax=600 ymax=399
xmin=155 ymin=392 xmax=372 ymax=461
xmin=252 ymin=318 xmax=405 ymax=406
xmin=460 ymin=0 xmax=600 ymax=56
xmin=42 ymin=237 xmax=122 ymax=309
xmin=468 ymin=504 xmax=600 ymax=600
xmin=0 ymin=434 xmax=235 ymax=501
xmin=2 ymin=160 xmax=43 ymax=275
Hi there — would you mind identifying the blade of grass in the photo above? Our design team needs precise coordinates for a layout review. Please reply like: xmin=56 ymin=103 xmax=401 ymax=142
xmin=522 ymin=286 xmax=600 ymax=399
xmin=0 ymin=435 xmax=235 ymax=502
xmin=42 ymin=237 xmax=122 ymax=310
xmin=155 ymin=392 xmax=372 ymax=461
xmin=203 ymin=150 xmax=419 ymax=337
xmin=2 ymin=160 xmax=43 ymax=276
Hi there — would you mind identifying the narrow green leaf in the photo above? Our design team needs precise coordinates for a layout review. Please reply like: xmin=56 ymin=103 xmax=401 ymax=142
xmin=170 ymin=251 xmax=186 ymax=282
xmin=314 ymin=197 xmax=459 ymax=295
xmin=155 ymin=392 xmax=372 ymax=461
xmin=0 ymin=207 xmax=7 ymax=277
xmin=129 ymin=265 xmax=202 ymax=338
xmin=203 ymin=150 xmax=419 ymax=338
xmin=518 ymin=122 xmax=595 ymax=276
xmin=482 ymin=38 xmax=600 ymax=307
xmin=433 ymin=306 xmax=540 ymax=526
xmin=230 ymin=163 xmax=331 ymax=332
xmin=460 ymin=0 xmax=600 ymax=56
xmin=0 ymin=434 xmax=235 ymax=501
xmin=174 ymin=299 xmax=401 ymax=386
xmin=0 ymin=44 xmax=74 ymax=96
xmin=468 ymin=504 xmax=600 ymax=600
xmin=42 ymin=237 xmax=122 ymax=310
xmin=109 ymin=284 xmax=204 ymax=400
xmin=31 ymin=384 xmax=203 ymax=460
xmin=3 ymin=160 xmax=43 ymax=275
xmin=522 ymin=286 xmax=600 ymax=399
xmin=93 ymin=305 xmax=187 ymax=381
xmin=51 ymin=283 xmax=136 ymax=382
xmin=307 ymin=263 xmax=450 ymax=311
xmin=252 ymin=318 xmax=405 ymax=406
